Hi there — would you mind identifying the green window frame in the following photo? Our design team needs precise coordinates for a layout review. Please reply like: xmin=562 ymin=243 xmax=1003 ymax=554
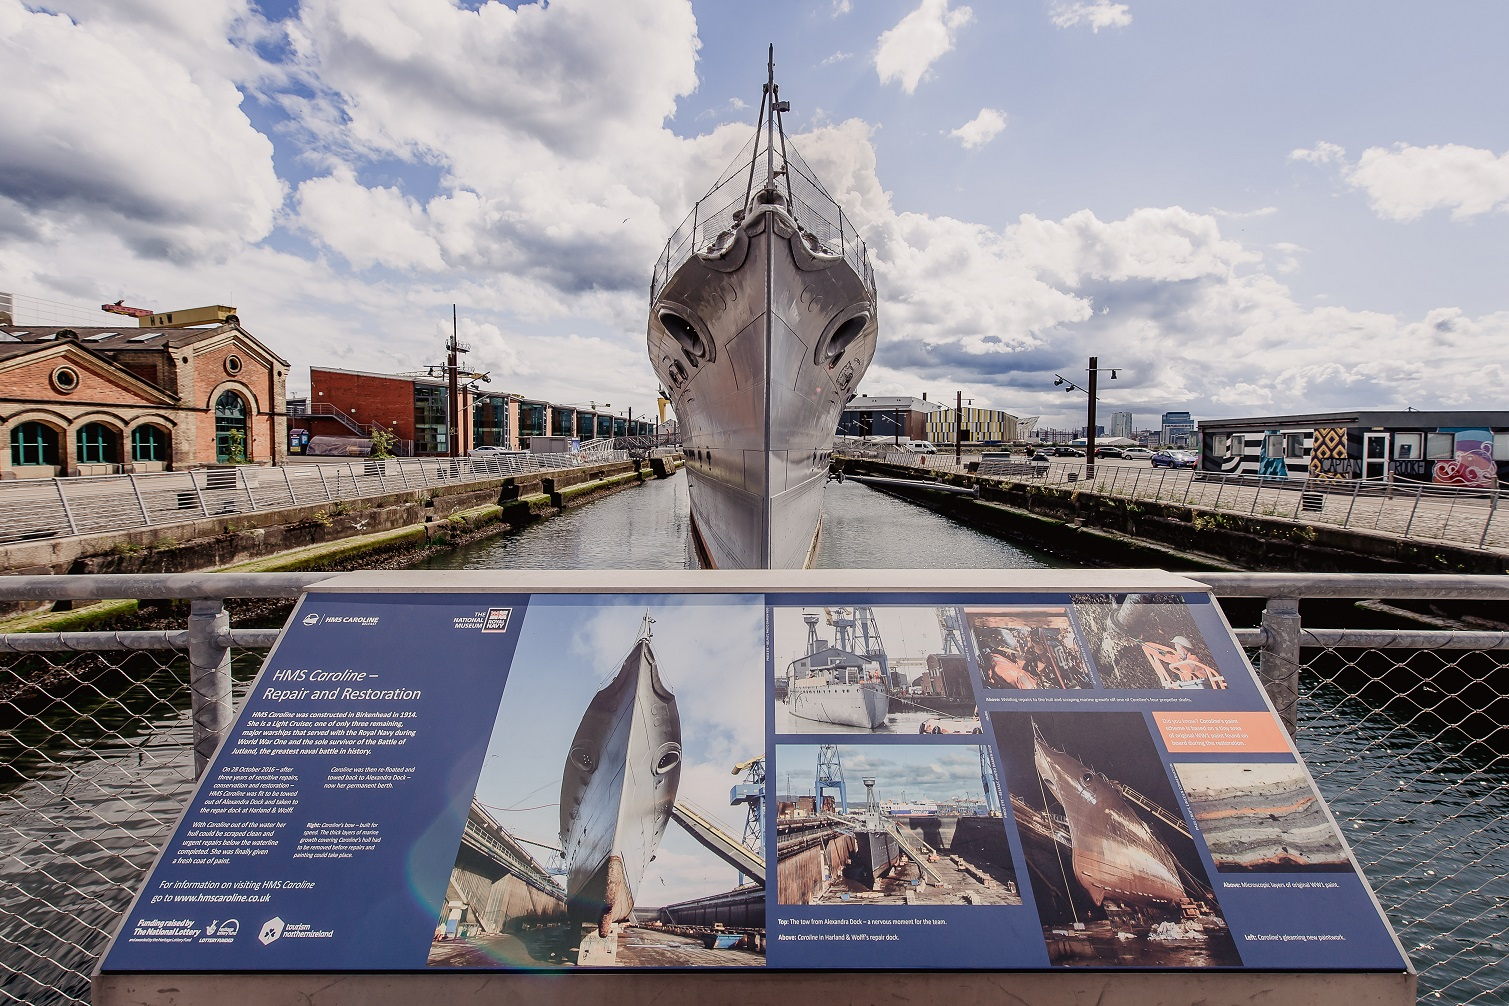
xmin=214 ymin=390 xmax=249 ymax=463
xmin=10 ymin=422 xmax=59 ymax=467
xmin=75 ymin=423 xmax=118 ymax=464
xmin=132 ymin=425 xmax=169 ymax=462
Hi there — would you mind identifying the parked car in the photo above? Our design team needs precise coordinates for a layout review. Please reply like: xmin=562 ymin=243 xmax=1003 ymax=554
xmin=1151 ymin=450 xmax=1198 ymax=469
xmin=1094 ymin=446 xmax=1125 ymax=458
xmin=1121 ymin=447 xmax=1155 ymax=460
xmin=1051 ymin=446 xmax=1085 ymax=457
xmin=905 ymin=441 xmax=938 ymax=454
xmin=1030 ymin=450 xmax=1053 ymax=463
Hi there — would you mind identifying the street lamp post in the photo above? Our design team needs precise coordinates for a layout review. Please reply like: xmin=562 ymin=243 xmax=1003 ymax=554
xmin=1053 ymin=357 xmax=1119 ymax=483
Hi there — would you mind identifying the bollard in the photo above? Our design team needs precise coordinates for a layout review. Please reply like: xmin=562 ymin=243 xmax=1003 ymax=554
xmin=1258 ymin=597 xmax=1301 ymax=735
xmin=188 ymin=597 xmax=234 ymax=779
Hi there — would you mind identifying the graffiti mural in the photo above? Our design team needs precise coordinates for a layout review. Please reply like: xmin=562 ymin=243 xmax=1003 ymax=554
xmin=1307 ymin=427 xmax=1352 ymax=482
xmin=1257 ymin=430 xmax=1288 ymax=478
xmin=1435 ymin=428 xmax=1496 ymax=488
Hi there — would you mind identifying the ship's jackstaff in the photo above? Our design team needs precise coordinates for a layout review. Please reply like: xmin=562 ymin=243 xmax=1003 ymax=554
xmin=559 ymin=615 xmax=682 ymax=935
xmin=648 ymin=46 xmax=879 ymax=568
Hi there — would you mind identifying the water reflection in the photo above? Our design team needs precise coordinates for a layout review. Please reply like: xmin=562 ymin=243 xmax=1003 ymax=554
xmin=415 ymin=470 xmax=1062 ymax=571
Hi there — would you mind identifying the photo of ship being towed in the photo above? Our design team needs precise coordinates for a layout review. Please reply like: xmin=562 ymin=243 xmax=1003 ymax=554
xmin=648 ymin=47 xmax=878 ymax=569
xmin=560 ymin=614 xmax=682 ymax=937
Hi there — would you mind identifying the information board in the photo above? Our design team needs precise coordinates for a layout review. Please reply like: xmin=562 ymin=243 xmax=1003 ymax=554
xmin=99 ymin=571 xmax=1408 ymax=985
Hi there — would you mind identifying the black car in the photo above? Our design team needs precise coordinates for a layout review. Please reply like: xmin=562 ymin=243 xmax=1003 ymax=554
xmin=1051 ymin=446 xmax=1085 ymax=457
xmin=1094 ymin=446 xmax=1125 ymax=458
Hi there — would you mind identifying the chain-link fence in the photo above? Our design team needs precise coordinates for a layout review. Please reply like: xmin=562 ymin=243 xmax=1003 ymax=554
xmin=1 ymin=574 xmax=1505 ymax=1003
xmin=1295 ymin=642 xmax=1507 ymax=1004
xmin=0 ymin=644 xmax=263 ymax=1004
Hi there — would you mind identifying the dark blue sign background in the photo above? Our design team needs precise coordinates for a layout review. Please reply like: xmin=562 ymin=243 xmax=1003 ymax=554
xmin=104 ymin=593 xmax=527 ymax=971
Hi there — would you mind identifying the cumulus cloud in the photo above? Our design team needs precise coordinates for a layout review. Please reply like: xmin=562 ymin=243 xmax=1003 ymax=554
xmin=1048 ymin=0 xmax=1132 ymax=32
xmin=4 ymin=0 xmax=1506 ymax=430
xmin=0 ymin=0 xmax=283 ymax=259
xmin=1293 ymin=141 xmax=1509 ymax=221
xmin=874 ymin=0 xmax=974 ymax=94
xmin=949 ymin=108 xmax=1007 ymax=149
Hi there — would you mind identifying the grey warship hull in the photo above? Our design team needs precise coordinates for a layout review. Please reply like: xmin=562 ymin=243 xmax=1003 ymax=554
xmin=559 ymin=631 xmax=681 ymax=934
xmin=648 ymin=53 xmax=878 ymax=569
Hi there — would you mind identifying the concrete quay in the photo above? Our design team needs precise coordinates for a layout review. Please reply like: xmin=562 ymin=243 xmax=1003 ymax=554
xmin=0 ymin=457 xmax=680 ymax=579
xmin=835 ymin=456 xmax=1509 ymax=575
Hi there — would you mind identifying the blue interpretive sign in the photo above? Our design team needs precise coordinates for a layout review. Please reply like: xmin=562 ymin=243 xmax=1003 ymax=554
xmin=100 ymin=572 xmax=1409 ymax=983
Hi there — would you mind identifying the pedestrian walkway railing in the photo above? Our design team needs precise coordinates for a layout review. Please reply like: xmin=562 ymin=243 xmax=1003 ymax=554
xmin=0 ymin=450 xmax=630 ymax=546
xmin=0 ymin=571 xmax=1504 ymax=1004
xmin=839 ymin=449 xmax=1509 ymax=553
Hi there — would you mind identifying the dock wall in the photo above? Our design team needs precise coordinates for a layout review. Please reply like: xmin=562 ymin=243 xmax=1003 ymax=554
xmin=0 ymin=459 xmax=677 ymax=578
xmin=838 ymin=459 xmax=1509 ymax=575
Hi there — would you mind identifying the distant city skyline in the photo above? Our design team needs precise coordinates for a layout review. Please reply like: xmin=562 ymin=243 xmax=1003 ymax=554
xmin=3 ymin=1 xmax=1506 ymax=427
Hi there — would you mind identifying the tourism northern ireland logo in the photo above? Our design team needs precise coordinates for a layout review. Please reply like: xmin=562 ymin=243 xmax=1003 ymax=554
xmin=451 ymin=608 xmax=513 ymax=632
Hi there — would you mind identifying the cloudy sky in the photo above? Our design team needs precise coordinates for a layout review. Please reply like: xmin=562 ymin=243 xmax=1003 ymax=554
xmin=4 ymin=0 xmax=1507 ymax=427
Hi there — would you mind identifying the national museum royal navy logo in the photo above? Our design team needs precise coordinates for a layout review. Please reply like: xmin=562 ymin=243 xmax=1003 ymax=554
xmin=451 ymin=607 xmax=513 ymax=632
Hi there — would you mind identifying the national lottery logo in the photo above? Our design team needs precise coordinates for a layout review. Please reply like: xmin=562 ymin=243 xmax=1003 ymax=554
xmin=302 ymin=613 xmax=320 ymax=627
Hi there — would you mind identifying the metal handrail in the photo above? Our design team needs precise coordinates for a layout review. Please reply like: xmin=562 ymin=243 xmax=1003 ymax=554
xmin=0 ymin=450 xmax=632 ymax=545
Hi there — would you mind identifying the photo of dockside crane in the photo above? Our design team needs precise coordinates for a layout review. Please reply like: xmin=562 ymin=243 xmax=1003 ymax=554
xmin=993 ymin=712 xmax=1242 ymax=967
xmin=773 ymin=606 xmax=990 ymax=734
xmin=1069 ymin=594 xmax=1227 ymax=691
xmin=427 ymin=597 xmax=767 ymax=969
xmin=773 ymin=744 xmax=1021 ymax=907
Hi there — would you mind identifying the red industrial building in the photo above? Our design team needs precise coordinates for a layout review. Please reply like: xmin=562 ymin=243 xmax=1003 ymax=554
xmin=295 ymin=367 xmax=654 ymax=455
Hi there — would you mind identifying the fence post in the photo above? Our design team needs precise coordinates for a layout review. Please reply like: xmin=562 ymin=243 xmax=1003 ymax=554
xmin=1480 ymin=487 xmax=1498 ymax=549
xmin=54 ymin=479 xmax=78 ymax=535
xmin=315 ymin=464 xmax=332 ymax=502
xmin=188 ymin=597 xmax=234 ymax=779
xmin=1258 ymin=597 xmax=1301 ymax=735
xmin=1403 ymin=483 xmax=1424 ymax=539
xmin=1344 ymin=476 xmax=1361 ymax=528
xmin=128 ymin=473 xmax=152 ymax=527
xmin=281 ymin=465 xmax=296 ymax=507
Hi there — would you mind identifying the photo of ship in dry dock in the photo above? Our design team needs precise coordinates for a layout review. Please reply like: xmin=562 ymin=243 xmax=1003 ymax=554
xmin=964 ymin=606 xmax=1094 ymax=691
xmin=993 ymin=711 xmax=1243 ymax=967
xmin=1171 ymin=761 xmax=1352 ymax=873
xmin=773 ymin=744 xmax=1021 ymax=907
xmin=1070 ymin=593 xmax=1228 ymax=690
xmin=426 ymin=597 xmax=767 ymax=969
xmin=773 ymin=606 xmax=984 ymax=734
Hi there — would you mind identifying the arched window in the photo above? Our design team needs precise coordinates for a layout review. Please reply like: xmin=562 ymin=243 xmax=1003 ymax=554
xmin=215 ymin=390 xmax=249 ymax=462
xmin=132 ymin=425 xmax=170 ymax=463
xmin=75 ymin=423 xmax=119 ymax=464
xmin=10 ymin=422 xmax=59 ymax=467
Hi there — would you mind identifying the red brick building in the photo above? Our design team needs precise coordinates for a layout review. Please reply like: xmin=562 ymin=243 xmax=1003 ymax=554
xmin=0 ymin=323 xmax=288 ymax=478
xmin=302 ymin=367 xmax=653 ymax=455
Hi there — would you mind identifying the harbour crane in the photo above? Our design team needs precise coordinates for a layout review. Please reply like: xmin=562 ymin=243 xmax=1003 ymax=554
xmin=815 ymin=744 xmax=848 ymax=815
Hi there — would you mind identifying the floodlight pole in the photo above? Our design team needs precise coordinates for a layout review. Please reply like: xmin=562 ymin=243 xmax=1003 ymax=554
xmin=1086 ymin=355 xmax=1098 ymax=483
